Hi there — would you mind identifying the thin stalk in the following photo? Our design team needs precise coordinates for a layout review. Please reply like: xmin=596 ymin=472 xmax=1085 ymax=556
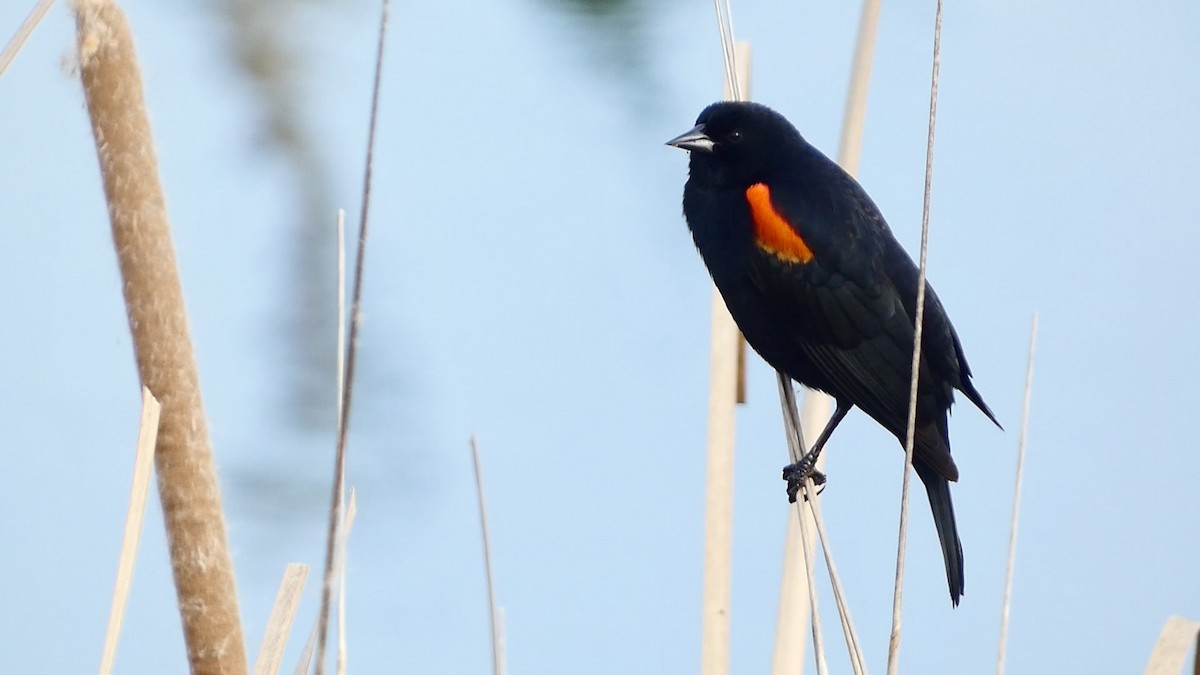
xmin=471 ymin=437 xmax=504 ymax=675
xmin=0 ymin=0 xmax=54 ymax=77
xmin=253 ymin=564 xmax=310 ymax=675
xmin=334 ymin=208 xmax=347 ymax=675
xmin=776 ymin=377 xmax=827 ymax=675
xmin=805 ymin=482 xmax=866 ymax=675
xmin=710 ymin=0 xmax=739 ymax=102
xmin=778 ymin=376 xmax=867 ymax=675
xmin=293 ymin=623 xmax=319 ymax=675
xmin=886 ymin=1 xmax=943 ymax=672
xmin=334 ymin=491 xmax=357 ymax=675
xmin=996 ymin=313 xmax=1038 ymax=674
xmin=314 ymin=1 xmax=389 ymax=671
xmin=98 ymin=388 xmax=161 ymax=675
xmin=771 ymin=508 xmax=815 ymax=674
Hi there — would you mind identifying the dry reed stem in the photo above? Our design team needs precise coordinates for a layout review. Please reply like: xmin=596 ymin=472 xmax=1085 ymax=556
xmin=792 ymin=491 xmax=829 ymax=675
xmin=0 ymin=0 xmax=54 ymax=77
xmin=775 ymin=379 xmax=828 ymax=675
xmin=836 ymin=0 xmax=884 ymax=178
xmin=778 ymin=378 xmax=866 ymax=675
xmin=699 ymin=38 xmax=750 ymax=675
xmin=253 ymin=564 xmax=311 ymax=675
xmin=470 ymin=437 xmax=504 ymax=675
xmin=996 ymin=313 xmax=1038 ymax=675
xmin=496 ymin=608 xmax=509 ymax=675
xmin=700 ymin=282 xmax=740 ymax=675
xmin=336 ymin=209 xmax=346 ymax=429
xmin=804 ymin=480 xmax=866 ymax=674
xmin=98 ymin=387 xmax=161 ymax=675
xmin=1143 ymin=616 xmax=1200 ymax=675
xmin=292 ymin=622 xmax=319 ymax=675
xmin=74 ymin=2 xmax=247 ymax=671
xmin=293 ymin=491 xmax=356 ymax=675
xmin=886 ymin=1 xmax=943 ymax=671
xmin=711 ymin=0 xmax=740 ymax=102
xmin=335 ymin=490 xmax=357 ymax=675
xmin=775 ymin=388 xmax=825 ymax=675
xmin=468 ymin=437 xmax=506 ymax=672
xmin=333 ymin=208 xmax=348 ymax=672
xmin=314 ymin=1 xmax=389 ymax=670
xmin=770 ymin=506 xmax=817 ymax=675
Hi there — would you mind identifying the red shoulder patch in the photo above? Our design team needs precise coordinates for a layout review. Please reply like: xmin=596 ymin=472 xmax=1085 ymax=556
xmin=745 ymin=183 xmax=814 ymax=264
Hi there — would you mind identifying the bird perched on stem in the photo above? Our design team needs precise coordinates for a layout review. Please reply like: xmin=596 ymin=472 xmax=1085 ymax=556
xmin=667 ymin=101 xmax=1000 ymax=605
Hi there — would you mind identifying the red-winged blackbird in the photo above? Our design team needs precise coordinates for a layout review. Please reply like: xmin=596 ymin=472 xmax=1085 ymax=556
xmin=668 ymin=101 xmax=999 ymax=605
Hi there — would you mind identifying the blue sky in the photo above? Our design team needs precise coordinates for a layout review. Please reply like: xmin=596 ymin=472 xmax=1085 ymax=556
xmin=2 ymin=1 xmax=1198 ymax=673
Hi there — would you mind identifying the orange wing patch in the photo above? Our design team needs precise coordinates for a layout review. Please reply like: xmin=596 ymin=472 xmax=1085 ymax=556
xmin=745 ymin=183 xmax=814 ymax=264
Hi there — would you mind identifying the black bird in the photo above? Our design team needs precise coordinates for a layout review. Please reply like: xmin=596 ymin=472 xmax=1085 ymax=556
xmin=667 ymin=101 xmax=999 ymax=605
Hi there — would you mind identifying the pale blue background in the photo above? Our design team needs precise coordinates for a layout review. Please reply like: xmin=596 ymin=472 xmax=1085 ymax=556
xmin=2 ymin=1 xmax=1198 ymax=673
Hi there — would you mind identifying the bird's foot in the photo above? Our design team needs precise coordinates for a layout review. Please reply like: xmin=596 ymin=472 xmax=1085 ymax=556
xmin=783 ymin=456 xmax=827 ymax=503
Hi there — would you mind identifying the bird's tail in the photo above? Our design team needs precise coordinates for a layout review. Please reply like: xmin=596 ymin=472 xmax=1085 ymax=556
xmin=914 ymin=459 xmax=965 ymax=606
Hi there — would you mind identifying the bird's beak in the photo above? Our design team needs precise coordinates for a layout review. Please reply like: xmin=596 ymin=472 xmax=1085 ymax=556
xmin=666 ymin=124 xmax=715 ymax=154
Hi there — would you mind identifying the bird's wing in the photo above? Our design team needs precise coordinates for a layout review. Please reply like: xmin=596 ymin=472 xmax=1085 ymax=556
xmin=741 ymin=180 xmax=960 ymax=478
xmin=745 ymin=248 xmax=924 ymax=415
xmin=882 ymin=238 xmax=1001 ymax=427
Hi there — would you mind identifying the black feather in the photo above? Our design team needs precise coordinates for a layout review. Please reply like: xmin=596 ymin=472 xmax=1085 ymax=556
xmin=673 ymin=100 xmax=998 ymax=604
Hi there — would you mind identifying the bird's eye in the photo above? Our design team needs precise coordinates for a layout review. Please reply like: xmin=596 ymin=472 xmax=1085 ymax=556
xmin=728 ymin=130 xmax=743 ymax=143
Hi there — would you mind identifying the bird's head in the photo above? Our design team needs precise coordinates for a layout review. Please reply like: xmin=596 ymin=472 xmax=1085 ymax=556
xmin=666 ymin=101 xmax=805 ymax=188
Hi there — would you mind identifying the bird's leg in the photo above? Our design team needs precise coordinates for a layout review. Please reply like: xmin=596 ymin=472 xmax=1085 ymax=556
xmin=783 ymin=400 xmax=852 ymax=503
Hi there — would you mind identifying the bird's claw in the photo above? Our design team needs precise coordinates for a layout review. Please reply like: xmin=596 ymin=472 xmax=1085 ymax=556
xmin=783 ymin=459 xmax=826 ymax=503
